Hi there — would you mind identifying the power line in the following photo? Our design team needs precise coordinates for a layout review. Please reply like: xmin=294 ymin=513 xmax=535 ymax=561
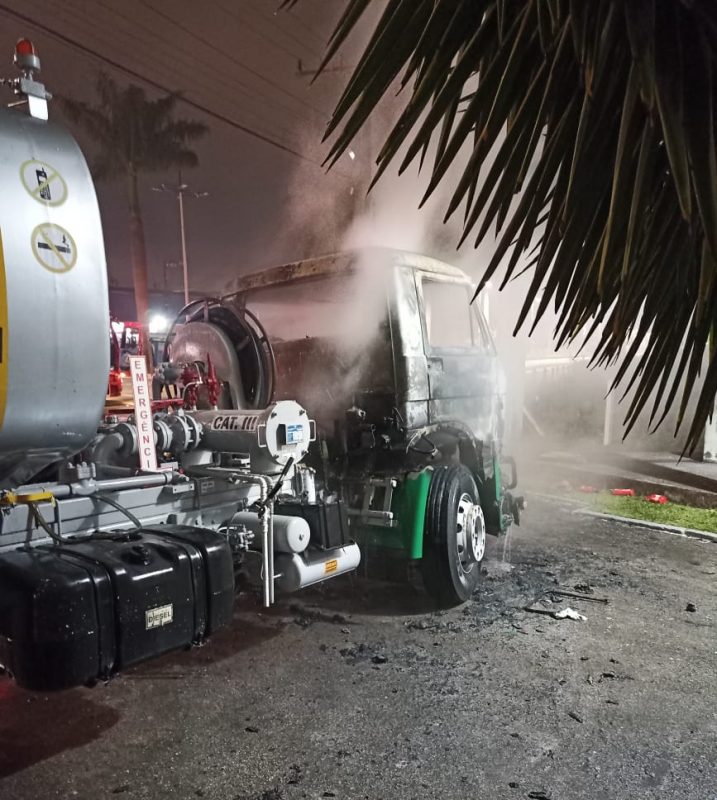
xmin=249 ymin=0 xmax=330 ymax=52
xmin=51 ymin=1 xmax=303 ymax=145
xmin=143 ymin=1 xmax=332 ymax=120
xmin=88 ymin=0 xmax=302 ymax=142
xmin=0 ymin=2 xmax=335 ymax=170
xmin=214 ymin=0 xmax=325 ymax=64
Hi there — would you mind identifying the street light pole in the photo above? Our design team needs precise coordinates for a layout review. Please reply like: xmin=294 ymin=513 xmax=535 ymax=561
xmin=152 ymin=173 xmax=208 ymax=306
xmin=178 ymin=187 xmax=189 ymax=305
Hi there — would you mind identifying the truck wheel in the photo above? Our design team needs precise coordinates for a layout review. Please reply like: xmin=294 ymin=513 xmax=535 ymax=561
xmin=422 ymin=465 xmax=485 ymax=606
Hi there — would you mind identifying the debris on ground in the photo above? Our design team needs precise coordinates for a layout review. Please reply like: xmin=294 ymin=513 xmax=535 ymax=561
xmin=288 ymin=603 xmax=350 ymax=627
xmin=339 ymin=642 xmax=392 ymax=666
xmin=646 ymin=494 xmax=668 ymax=504
xmin=686 ymin=602 xmax=697 ymax=612
xmin=568 ymin=711 xmax=584 ymax=723
xmin=524 ymin=604 xmax=587 ymax=621
xmin=286 ymin=765 xmax=303 ymax=785
xmin=612 ymin=488 xmax=635 ymax=496
xmin=404 ymin=618 xmax=465 ymax=633
xmin=549 ymin=588 xmax=609 ymax=604
xmin=573 ymin=582 xmax=594 ymax=594
xmin=554 ymin=607 xmax=587 ymax=621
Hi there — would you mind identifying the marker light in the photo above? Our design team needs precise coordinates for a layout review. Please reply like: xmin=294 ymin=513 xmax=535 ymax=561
xmin=15 ymin=38 xmax=35 ymax=57
xmin=14 ymin=37 xmax=40 ymax=73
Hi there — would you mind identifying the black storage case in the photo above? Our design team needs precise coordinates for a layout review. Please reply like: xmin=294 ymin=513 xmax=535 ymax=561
xmin=274 ymin=499 xmax=349 ymax=549
xmin=0 ymin=525 xmax=234 ymax=691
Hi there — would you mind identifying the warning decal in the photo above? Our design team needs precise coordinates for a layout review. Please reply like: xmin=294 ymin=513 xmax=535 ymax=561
xmin=0 ymin=229 xmax=7 ymax=430
xmin=20 ymin=159 xmax=68 ymax=206
xmin=129 ymin=355 xmax=158 ymax=472
xmin=31 ymin=223 xmax=77 ymax=273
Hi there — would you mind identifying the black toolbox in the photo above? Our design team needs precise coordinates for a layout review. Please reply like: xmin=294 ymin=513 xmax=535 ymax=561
xmin=274 ymin=499 xmax=350 ymax=549
xmin=0 ymin=525 xmax=234 ymax=691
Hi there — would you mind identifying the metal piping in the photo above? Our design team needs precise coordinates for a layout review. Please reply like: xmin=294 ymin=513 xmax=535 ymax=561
xmin=184 ymin=465 xmax=275 ymax=608
xmin=230 ymin=473 xmax=273 ymax=608
xmin=85 ymin=431 xmax=126 ymax=466
xmin=268 ymin=504 xmax=275 ymax=604
xmin=14 ymin=471 xmax=179 ymax=500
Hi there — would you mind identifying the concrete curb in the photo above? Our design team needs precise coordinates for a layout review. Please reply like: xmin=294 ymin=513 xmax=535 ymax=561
xmin=574 ymin=507 xmax=717 ymax=544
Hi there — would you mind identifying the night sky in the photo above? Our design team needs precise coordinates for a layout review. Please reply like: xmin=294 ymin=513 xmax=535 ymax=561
xmin=0 ymin=0 xmax=374 ymax=298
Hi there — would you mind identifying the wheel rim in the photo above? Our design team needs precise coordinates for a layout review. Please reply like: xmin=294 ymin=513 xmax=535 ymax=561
xmin=455 ymin=492 xmax=486 ymax=572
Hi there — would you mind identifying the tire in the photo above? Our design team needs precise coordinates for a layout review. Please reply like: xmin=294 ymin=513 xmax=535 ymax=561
xmin=421 ymin=465 xmax=485 ymax=606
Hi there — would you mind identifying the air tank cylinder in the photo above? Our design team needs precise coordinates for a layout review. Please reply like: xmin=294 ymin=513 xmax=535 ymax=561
xmin=0 ymin=106 xmax=109 ymax=487
xmin=275 ymin=544 xmax=361 ymax=593
xmin=231 ymin=510 xmax=310 ymax=554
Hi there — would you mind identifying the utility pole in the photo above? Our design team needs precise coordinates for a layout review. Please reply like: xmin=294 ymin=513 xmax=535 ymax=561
xmin=152 ymin=173 xmax=208 ymax=306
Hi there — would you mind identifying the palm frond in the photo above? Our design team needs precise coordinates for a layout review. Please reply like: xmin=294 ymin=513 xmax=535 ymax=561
xmin=59 ymin=72 xmax=209 ymax=178
xmin=310 ymin=0 xmax=717 ymax=452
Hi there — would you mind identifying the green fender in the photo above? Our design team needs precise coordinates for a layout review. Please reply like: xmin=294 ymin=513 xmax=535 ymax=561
xmin=350 ymin=469 xmax=432 ymax=558
xmin=351 ymin=457 xmax=509 ymax=557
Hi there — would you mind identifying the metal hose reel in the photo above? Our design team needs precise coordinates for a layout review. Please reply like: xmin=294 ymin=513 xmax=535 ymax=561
xmin=161 ymin=298 xmax=276 ymax=410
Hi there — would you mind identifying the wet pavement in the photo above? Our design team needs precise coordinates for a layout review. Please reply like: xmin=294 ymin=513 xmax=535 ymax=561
xmin=1 ymin=496 xmax=715 ymax=800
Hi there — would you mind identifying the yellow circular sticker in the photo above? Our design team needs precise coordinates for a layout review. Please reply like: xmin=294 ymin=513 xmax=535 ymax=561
xmin=20 ymin=159 xmax=68 ymax=206
xmin=31 ymin=223 xmax=77 ymax=273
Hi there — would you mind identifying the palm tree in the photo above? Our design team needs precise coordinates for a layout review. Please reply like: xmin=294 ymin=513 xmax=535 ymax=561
xmin=287 ymin=0 xmax=717 ymax=452
xmin=60 ymin=73 xmax=208 ymax=361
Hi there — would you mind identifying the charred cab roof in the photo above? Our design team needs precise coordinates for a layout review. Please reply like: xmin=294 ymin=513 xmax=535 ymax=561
xmin=223 ymin=248 xmax=471 ymax=298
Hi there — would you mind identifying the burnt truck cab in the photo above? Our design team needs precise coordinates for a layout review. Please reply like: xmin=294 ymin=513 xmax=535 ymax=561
xmin=224 ymin=249 xmax=522 ymax=605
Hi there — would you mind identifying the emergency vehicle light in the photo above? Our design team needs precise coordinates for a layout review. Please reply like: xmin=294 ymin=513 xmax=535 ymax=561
xmin=15 ymin=38 xmax=35 ymax=58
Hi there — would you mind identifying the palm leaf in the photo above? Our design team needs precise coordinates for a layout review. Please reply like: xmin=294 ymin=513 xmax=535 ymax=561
xmin=303 ymin=0 xmax=717 ymax=453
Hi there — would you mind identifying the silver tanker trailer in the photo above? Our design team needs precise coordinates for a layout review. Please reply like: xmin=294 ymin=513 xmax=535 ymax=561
xmin=0 ymin=40 xmax=359 ymax=691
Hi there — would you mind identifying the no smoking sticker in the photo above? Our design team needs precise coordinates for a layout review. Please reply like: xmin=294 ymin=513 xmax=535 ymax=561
xmin=31 ymin=223 xmax=77 ymax=273
xmin=20 ymin=159 xmax=68 ymax=206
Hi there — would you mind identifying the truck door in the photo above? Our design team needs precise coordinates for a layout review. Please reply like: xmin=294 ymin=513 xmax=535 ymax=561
xmin=416 ymin=274 xmax=500 ymax=441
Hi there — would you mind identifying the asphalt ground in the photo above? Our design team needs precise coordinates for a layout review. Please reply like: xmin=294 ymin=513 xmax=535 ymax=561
xmin=1 ymin=496 xmax=715 ymax=800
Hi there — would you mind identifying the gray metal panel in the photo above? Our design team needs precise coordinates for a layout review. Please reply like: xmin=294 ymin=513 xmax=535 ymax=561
xmin=0 ymin=107 xmax=109 ymax=485
xmin=0 ymin=479 xmax=262 ymax=551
